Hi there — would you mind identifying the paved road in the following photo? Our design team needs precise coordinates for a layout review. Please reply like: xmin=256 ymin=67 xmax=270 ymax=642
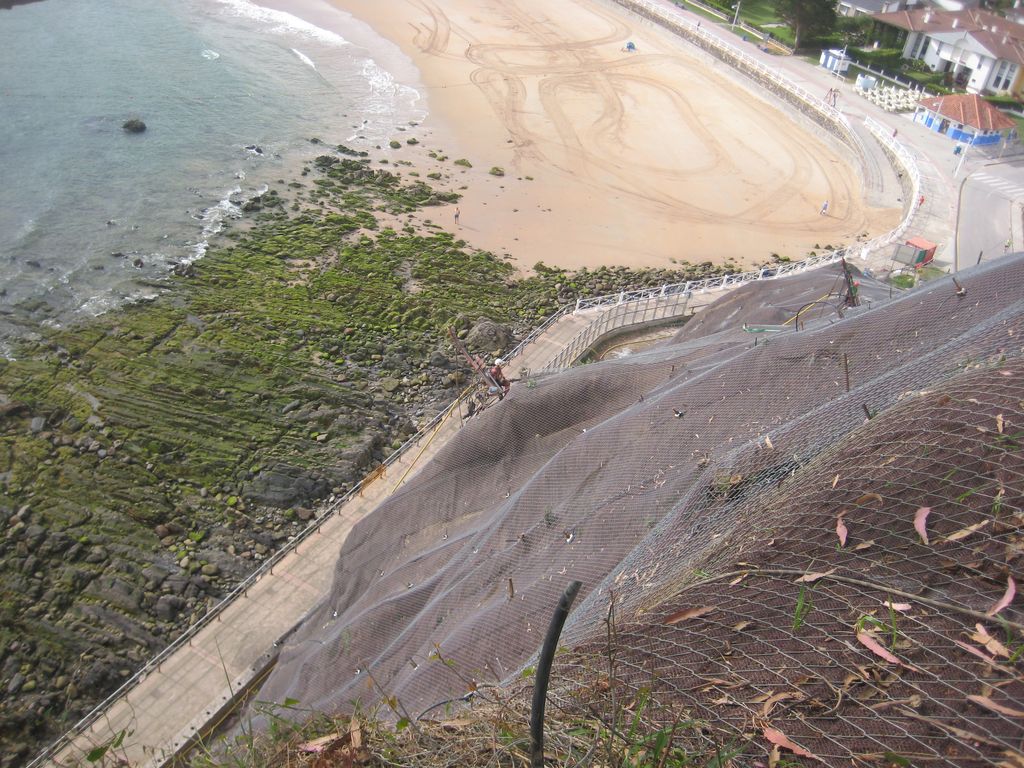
xmin=956 ymin=161 xmax=1024 ymax=268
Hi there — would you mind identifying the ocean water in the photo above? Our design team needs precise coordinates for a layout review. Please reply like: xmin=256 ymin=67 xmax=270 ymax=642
xmin=0 ymin=0 xmax=423 ymax=353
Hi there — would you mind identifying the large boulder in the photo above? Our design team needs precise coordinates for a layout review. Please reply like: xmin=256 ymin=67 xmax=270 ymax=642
xmin=463 ymin=318 xmax=514 ymax=356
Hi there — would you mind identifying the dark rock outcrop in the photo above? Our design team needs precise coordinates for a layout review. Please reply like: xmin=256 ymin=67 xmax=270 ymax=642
xmin=241 ymin=463 xmax=330 ymax=508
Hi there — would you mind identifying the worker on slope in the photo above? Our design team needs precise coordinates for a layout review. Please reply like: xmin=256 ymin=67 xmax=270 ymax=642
xmin=488 ymin=357 xmax=512 ymax=399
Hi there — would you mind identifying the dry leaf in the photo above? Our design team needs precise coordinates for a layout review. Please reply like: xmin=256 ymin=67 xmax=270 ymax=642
xmin=350 ymin=718 xmax=362 ymax=749
xmin=883 ymin=600 xmax=912 ymax=612
xmin=857 ymin=631 xmax=922 ymax=672
xmin=972 ymin=624 xmax=1012 ymax=658
xmin=944 ymin=519 xmax=990 ymax=543
xmin=729 ymin=573 xmax=749 ymax=586
xmin=762 ymin=726 xmax=820 ymax=761
xmin=733 ymin=620 xmax=753 ymax=631
xmin=996 ymin=413 xmax=1004 ymax=434
xmin=855 ymin=492 xmax=883 ymax=505
xmin=796 ymin=569 xmax=836 ymax=583
xmin=914 ymin=506 xmax=931 ymax=545
xmin=986 ymin=575 xmax=1016 ymax=617
xmin=836 ymin=511 xmax=849 ymax=547
xmin=853 ymin=539 xmax=875 ymax=551
xmin=760 ymin=691 xmax=806 ymax=717
xmin=954 ymin=639 xmax=998 ymax=664
xmin=968 ymin=695 xmax=1024 ymax=718
xmin=900 ymin=709 xmax=1005 ymax=748
xmin=664 ymin=606 xmax=714 ymax=625
xmin=699 ymin=676 xmax=738 ymax=689
xmin=831 ymin=474 xmax=840 ymax=489
xmin=299 ymin=731 xmax=347 ymax=753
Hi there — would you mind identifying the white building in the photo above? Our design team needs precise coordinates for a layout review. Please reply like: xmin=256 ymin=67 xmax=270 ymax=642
xmin=872 ymin=8 xmax=1024 ymax=97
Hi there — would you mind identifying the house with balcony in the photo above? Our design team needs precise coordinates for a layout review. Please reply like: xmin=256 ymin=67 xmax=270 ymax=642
xmin=871 ymin=7 xmax=1024 ymax=97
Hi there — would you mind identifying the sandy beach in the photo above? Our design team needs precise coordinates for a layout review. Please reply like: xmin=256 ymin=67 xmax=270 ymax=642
xmin=268 ymin=0 xmax=901 ymax=271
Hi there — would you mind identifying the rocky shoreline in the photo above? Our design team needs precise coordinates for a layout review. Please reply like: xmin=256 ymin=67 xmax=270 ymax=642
xmin=0 ymin=140 xmax=733 ymax=765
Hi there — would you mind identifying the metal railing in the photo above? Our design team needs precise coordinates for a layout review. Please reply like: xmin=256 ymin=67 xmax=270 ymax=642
xmin=28 ymin=5 xmax=925 ymax=765
xmin=863 ymin=114 xmax=922 ymax=243
xmin=544 ymin=291 xmax=693 ymax=371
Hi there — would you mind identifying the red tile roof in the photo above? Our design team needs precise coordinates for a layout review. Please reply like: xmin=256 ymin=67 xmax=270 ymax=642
xmin=917 ymin=93 xmax=1018 ymax=132
xmin=873 ymin=8 xmax=1024 ymax=66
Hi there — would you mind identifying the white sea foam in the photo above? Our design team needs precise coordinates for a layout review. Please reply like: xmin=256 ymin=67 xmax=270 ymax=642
xmin=189 ymin=185 xmax=246 ymax=261
xmin=201 ymin=48 xmax=221 ymax=60
xmin=79 ymin=291 xmax=129 ymax=318
xmin=362 ymin=58 xmax=422 ymax=112
xmin=291 ymin=47 xmax=317 ymax=70
xmin=214 ymin=0 xmax=348 ymax=46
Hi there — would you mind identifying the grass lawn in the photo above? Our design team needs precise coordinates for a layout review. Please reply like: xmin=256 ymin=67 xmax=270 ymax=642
xmin=771 ymin=27 xmax=797 ymax=47
xmin=668 ymin=0 xmax=797 ymax=49
xmin=918 ymin=264 xmax=948 ymax=281
xmin=900 ymin=71 xmax=952 ymax=94
xmin=737 ymin=0 xmax=783 ymax=27
xmin=669 ymin=0 xmax=729 ymax=23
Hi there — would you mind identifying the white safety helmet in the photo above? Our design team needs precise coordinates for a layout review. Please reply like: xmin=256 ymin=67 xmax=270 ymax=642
xmin=494 ymin=358 xmax=505 ymax=366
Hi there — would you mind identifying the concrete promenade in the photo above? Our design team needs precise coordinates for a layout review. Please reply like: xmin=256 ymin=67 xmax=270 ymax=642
xmin=44 ymin=10 xmax=984 ymax=768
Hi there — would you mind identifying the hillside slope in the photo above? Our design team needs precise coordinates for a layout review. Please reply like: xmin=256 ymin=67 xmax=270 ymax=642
xmin=249 ymin=257 xmax=1023 ymax=765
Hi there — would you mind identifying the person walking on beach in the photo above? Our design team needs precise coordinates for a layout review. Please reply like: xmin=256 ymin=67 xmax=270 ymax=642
xmin=454 ymin=207 xmax=460 ymax=226
xmin=819 ymin=200 xmax=829 ymax=216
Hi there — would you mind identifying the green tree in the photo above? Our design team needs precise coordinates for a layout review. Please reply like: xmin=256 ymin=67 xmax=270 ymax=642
xmin=836 ymin=15 xmax=873 ymax=47
xmin=773 ymin=0 xmax=837 ymax=48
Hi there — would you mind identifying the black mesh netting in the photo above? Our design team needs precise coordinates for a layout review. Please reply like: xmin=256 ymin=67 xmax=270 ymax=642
xmin=249 ymin=256 xmax=1023 ymax=766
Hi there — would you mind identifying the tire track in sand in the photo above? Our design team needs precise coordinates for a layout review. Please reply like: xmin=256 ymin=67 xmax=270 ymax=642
xmin=406 ymin=0 xmax=881 ymax=251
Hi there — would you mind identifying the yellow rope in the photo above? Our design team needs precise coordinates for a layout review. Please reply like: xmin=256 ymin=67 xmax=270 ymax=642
xmin=783 ymin=291 xmax=833 ymax=325
xmin=393 ymin=385 xmax=473 ymax=489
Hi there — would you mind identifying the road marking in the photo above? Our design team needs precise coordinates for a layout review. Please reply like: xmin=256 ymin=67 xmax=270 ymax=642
xmin=972 ymin=172 xmax=1024 ymax=199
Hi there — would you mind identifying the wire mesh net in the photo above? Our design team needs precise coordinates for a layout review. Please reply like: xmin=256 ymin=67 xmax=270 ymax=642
xmin=247 ymin=256 xmax=1024 ymax=766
